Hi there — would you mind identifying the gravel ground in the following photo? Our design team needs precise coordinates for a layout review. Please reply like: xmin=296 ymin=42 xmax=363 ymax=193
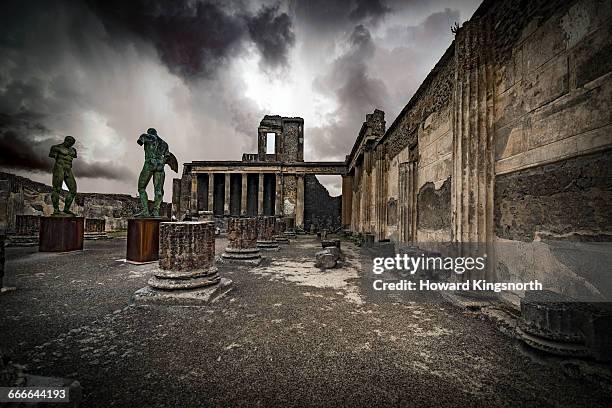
xmin=1 ymin=236 xmax=610 ymax=407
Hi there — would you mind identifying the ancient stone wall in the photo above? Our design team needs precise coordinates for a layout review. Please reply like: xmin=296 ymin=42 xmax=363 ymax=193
xmin=344 ymin=0 xmax=612 ymax=306
xmin=85 ymin=219 xmax=106 ymax=233
xmin=304 ymin=175 xmax=341 ymax=232
xmin=0 ymin=172 xmax=170 ymax=232
xmin=15 ymin=215 xmax=40 ymax=236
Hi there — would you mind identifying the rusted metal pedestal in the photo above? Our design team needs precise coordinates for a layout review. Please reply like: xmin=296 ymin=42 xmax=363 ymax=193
xmin=39 ymin=216 xmax=84 ymax=252
xmin=126 ymin=218 xmax=167 ymax=264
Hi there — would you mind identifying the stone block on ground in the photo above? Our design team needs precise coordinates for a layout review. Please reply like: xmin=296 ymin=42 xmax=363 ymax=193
xmin=315 ymin=248 xmax=339 ymax=269
xmin=321 ymin=239 xmax=340 ymax=249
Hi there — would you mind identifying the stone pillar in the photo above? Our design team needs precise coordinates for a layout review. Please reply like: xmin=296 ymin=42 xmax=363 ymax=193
xmin=341 ymin=175 xmax=353 ymax=229
xmin=241 ymin=173 xmax=248 ymax=216
xmin=257 ymin=216 xmax=279 ymax=250
xmin=207 ymin=173 xmax=214 ymax=212
xmin=133 ymin=221 xmax=232 ymax=305
xmin=152 ymin=223 xmax=217 ymax=287
xmin=451 ymin=16 xmax=495 ymax=245
xmin=224 ymin=173 xmax=231 ymax=215
xmin=191 ymin=174 xmax=198 ymax=214
xmin=275 ymin=173 xmax=283 ymax=216
xmin=295 ymin=174 xmax=304 ymax=230
xmin=257 ymin=173 xmax=264 ymax=215
xmin=274 ymin=217 xmax=289 ymax=244
xmin=221 ymin=217 xmax=262 ymax=265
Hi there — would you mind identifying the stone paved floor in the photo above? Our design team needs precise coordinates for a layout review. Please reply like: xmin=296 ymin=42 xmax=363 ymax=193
xmin=1 ymin=236 xmax=610 ymax=407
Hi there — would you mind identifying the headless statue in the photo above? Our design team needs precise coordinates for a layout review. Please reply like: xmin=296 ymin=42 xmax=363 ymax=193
xmin=49 ymin=136 xmax=77 ymax=216
xmin=136 ymin=128 xmax=177 ymax=217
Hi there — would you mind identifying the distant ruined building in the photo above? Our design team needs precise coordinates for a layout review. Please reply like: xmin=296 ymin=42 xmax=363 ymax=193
xmin=173 ymin=115 xmax=344 ymax=232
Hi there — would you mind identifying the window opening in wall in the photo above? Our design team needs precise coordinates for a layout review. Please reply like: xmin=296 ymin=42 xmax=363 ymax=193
xmin=266 ymin=133 xmax=275 ymax=154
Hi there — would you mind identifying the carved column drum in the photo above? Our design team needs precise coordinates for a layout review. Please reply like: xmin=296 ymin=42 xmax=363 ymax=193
xmin=221 ymin=217 xmax=262 ymax=264
xmin=148 ymin=221 xmax=219 ymax=290
xmin=256 ymin=216 xmax=279 ymax=250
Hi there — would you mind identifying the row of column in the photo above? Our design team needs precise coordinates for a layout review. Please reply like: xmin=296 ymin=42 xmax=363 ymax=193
xmin=190 ymin=173 xmax=305 ymax=225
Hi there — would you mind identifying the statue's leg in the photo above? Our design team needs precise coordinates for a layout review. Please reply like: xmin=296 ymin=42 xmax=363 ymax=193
xmin=137 ymin=165 xmax=153 ymax=217
xmin=51 ymin=166 xmax=63 ymax=214
xmin=152 ymin=170 xmax=165 ymax=217
xmin=63 ymin=169 xmax=77 ymax=215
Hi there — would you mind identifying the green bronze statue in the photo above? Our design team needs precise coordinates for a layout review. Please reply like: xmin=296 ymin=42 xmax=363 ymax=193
xmin=49 ymin=136 xmax=77 ymax=216
xmin=136 ymin=128 xmax=178 ymax=217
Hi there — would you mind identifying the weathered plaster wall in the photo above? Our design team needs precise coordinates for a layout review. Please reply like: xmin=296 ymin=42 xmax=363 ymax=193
xmin=494 ymin=0 xmax=612 ymax=176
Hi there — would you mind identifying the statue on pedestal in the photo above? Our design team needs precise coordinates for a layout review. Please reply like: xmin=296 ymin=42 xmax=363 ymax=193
xmin=49 ymin=136 xmax=77 ymax=216
xmin=136 ymin=128 xmax=178 ymax=217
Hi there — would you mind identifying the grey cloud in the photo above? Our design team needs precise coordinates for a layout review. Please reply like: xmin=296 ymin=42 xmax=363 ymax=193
xmin=247 ymin=4 xmax=295 ymax=68
xmin=0 ymin=112 xmax=133 ymax=180
xmin=87 ymin=0 xmax=296 ymax=77
xmin=308 ymin=24 xmax=390 ymax=160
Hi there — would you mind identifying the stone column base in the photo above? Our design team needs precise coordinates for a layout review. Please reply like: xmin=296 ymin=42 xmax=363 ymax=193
xmin=221 ymin=247 xmax=262 ymax=265
xmin=147 ymin=267 xmax=220 ymax=290
xmin=275 ymin=235 xmax=290 ymax=244
xmin=257 ymin=240 xmax=280 ymax=250
xmin=132 ymin=277 xmax=233 ymax=306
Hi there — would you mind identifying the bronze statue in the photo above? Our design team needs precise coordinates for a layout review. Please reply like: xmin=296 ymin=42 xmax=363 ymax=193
xmin=136 ymin=128 xmax=178 ymax=217
xmin=49 ymin=136 xmax=77 ymax=216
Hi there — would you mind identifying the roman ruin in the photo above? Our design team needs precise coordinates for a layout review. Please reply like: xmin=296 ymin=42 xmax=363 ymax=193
xmin=1 ymin=0 xmax=611 ymax=406
xmin=172 ymin=115 xmax=344 ymax=232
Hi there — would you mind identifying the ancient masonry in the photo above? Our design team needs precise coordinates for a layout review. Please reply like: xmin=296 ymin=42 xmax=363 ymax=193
xmin=341 ymin=0 xmax=612 ymax=305
xmin=256 ymin=216 xmax=279 ymax=250
xmin=172 ymin=116 xmax=344 ymax=232
xmin=221 ymin=217 xmax=262 ymax=265
xmin=133 ymin=221 xmax=232 ymax=305
xmin=0 ymin=172 xmax=171 ymax=234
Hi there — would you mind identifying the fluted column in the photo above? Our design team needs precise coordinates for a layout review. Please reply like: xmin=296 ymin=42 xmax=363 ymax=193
xmin=451 ymin=16 xmax=495 ymax=244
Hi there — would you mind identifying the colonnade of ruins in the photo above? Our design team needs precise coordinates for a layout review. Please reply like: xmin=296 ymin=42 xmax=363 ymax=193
xmin=189 ymin=171 xmax=305 ymax=228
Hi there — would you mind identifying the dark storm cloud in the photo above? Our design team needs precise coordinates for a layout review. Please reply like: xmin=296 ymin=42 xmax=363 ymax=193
xmin=293 ymin=0 xmax=391 ymax=33
xmin=349 ymin=0 xmax=391 ymax=25
xmin=0 ymin=113 xmax=132 ymax=181
xmin=247 ymin=4 xmax=296 ymax=68
xmin=0 ymin=113 xmax=56 ymax=172
xmin=87 ymin=0 xmax=295 ymax=77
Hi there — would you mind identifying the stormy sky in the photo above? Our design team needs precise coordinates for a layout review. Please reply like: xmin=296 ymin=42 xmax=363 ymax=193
xmin=0 ymin=0 xmax=479 ymax=198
